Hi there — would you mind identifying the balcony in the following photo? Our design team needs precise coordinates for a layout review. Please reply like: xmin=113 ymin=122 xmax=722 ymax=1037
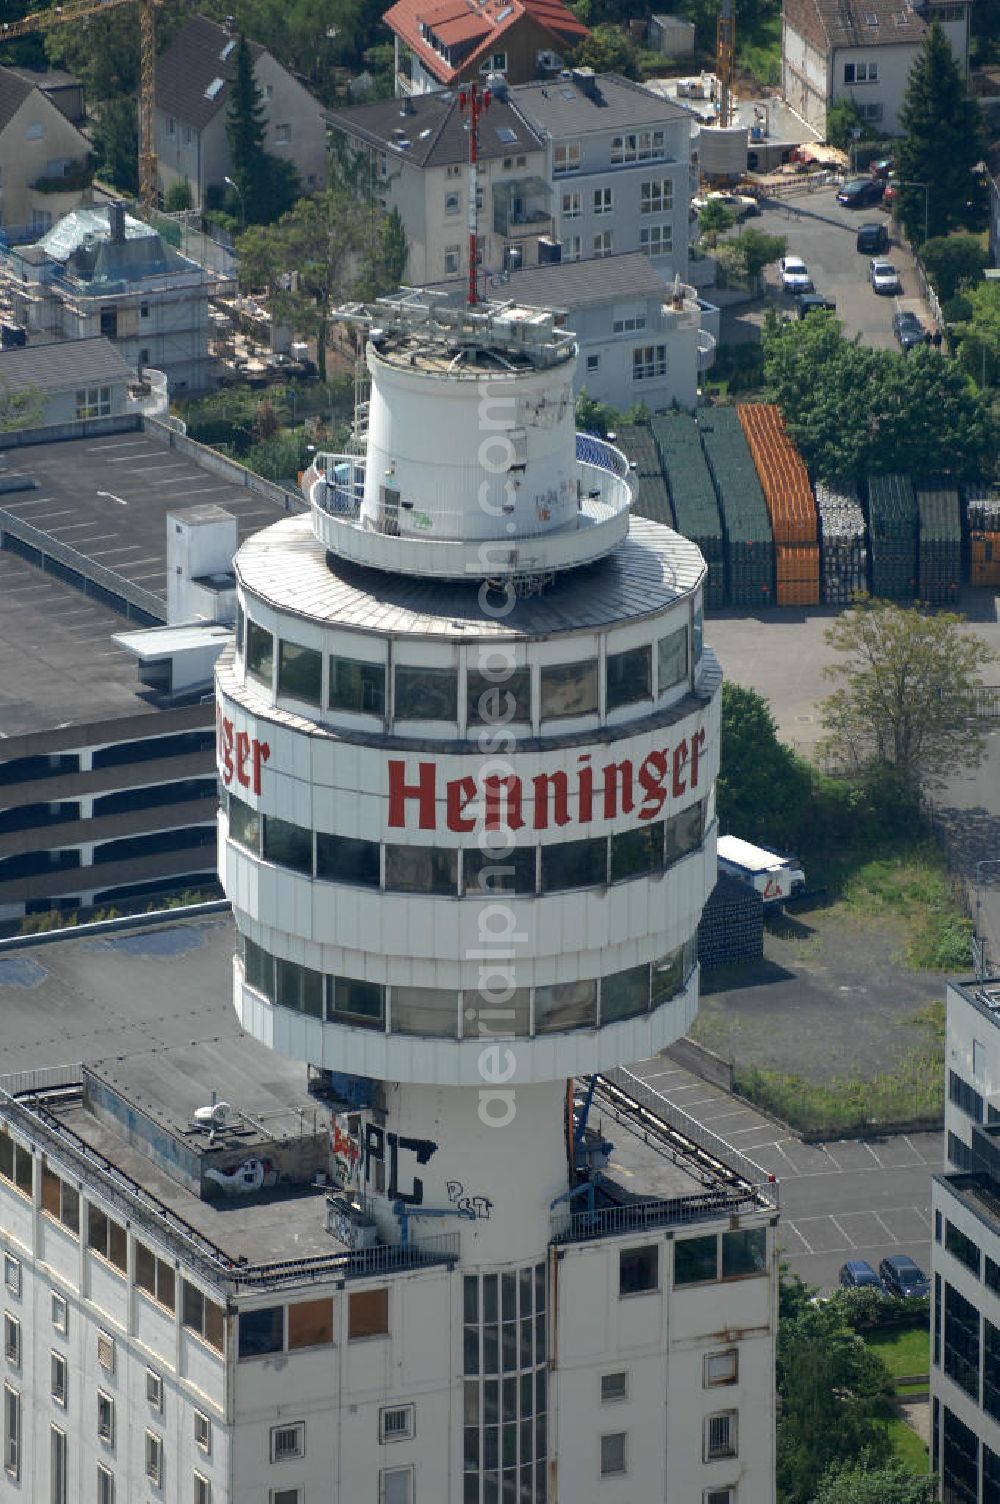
xmin=30 ymin=156 xmax=95 ymax=195
xmin=493 ymin=177 xmax=552 ymax=238
xmin=697 ymin=327 xmax=716 ymax=371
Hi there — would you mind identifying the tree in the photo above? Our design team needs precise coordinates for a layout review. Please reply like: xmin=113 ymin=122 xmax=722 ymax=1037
xmin=953 ymin=280 xmax=1000 ymax=389
xmin=698 ymin=199 xmax=737 ymax=247
xmin=717 ymin=682 xmax=814 ymax=848
xmin=813 ymin=1453 xmax=937 ymax=1504
xmin=354 ymin=205 xmax=407 ymax=299
xmin=919 ymin=234 xmax=990 ymax=301
xmin=91 ymin=97 xmax=139 ymax=196
xmin=236 ymin=187 xmax=363 ymax=379
xmin=819 ymin=599 xmax=995 ymax=792
xmin=896 ymin=22 xmax=987 ymax=240
xmin=225 ymin=34 xmax=300 ymax=224
xmin=570 ymin=22 xmax=638 ymax=77
xmin=163 ymin=178 xmax=194 ymax=213
xmin=0 ymin=385 xmax=45 ymax=432
xmin=826 ymin=95 xmax=873 ymax=150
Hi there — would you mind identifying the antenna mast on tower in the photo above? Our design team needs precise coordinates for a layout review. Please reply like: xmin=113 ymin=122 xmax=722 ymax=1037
xmin=459 ymin=82 xmax=491 ymax=306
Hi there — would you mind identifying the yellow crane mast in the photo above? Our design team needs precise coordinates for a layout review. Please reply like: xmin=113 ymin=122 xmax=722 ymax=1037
xmin=715 ymin=0 xmax=735 ymax=129
xmin=1 ymin=0 xmax=162 ymax=220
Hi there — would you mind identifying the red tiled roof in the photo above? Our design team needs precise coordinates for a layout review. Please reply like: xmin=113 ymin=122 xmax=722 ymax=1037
xmin=384 ymin=0 xmax=587 ymax=84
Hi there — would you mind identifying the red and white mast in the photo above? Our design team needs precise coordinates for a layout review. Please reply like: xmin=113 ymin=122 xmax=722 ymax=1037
xmin=459 ymin=82 xmax=490 ymax=306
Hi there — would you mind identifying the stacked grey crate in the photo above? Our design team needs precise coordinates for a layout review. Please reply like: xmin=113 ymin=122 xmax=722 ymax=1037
xmin=648 ymin=413 xmax=726 ymax=609
xmin=698 ymin=407 xmax=774 ymax=609
xmin=816 ymin=481 xmax=867 ymax=605
xmin=966 ymin=485 xmax=1000 ymax=532
xmin=916 ymin=481 xmax=961 ymax=605
xmin=697 ymin=873 xmax=764 ymax=968
xmin=614 ymin=424 xmax=674 ymax=528
xmin=867 ymin=474 xmax=917 ymax=602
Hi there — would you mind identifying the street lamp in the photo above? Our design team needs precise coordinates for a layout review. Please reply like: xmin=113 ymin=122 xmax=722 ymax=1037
xmin=224 ymin=175 xmax=246 ymax=232
xmin=974 ymin=859 xmax=1000 ymax=979
xmin=892 ymin=179 xmax=929 ymax=245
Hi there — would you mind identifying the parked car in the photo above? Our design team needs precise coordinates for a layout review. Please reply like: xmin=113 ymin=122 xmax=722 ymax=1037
xmin=870 ymin=259 xmax=901 ymax=295
xmin=870 ymin=156 xmax=895 ymax=179
xmin=691 ymin=190 xmax=761 ymax=220
xmin=837 ymin=176 xmax=885 ymax=208
xmin=839 ymin=1259 xmax=886 ymax=1292
xmin=856 ymin=221 xmax=889 ymax=255
xmin=893 ymin=309 xmax=927 ymax=352
xmin=780 ymin=255 xmax=813 ymax=293
xmin=879 ymin=1254 xmax=929 ymax=1299
xmin=797 ymin=293 xmax=836 ymax=318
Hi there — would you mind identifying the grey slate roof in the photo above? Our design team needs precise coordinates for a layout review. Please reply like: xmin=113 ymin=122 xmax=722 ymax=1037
xmin=328 ymin=89 xmax=545 ymax=169
xmin=0 ymin=65 xmax=34 ymax=134
xmin=428 ymin=251 xmax=673 ymax=310
xmin=0 ymin=336 xmax=135 ymax=396
xmin=784 ymin=0 xmax=931 ymax=52
xmin=512 ymin=72 xmax=688 ymax=137
xmin=154 ymin=14 xmax=266 ymax=130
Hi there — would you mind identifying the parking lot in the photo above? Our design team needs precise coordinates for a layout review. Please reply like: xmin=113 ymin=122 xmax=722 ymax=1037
xmin=721 ymin=183 xmax=936 ymax=350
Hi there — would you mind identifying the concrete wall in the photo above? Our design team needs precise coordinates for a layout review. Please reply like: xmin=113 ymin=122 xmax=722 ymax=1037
xmin=781 ymin=22 xmax=829 ymax=134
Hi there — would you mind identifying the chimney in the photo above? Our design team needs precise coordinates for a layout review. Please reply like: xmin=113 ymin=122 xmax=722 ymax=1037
xmin=108 ymin=201 xmax=126 ymax=245
xmin=225 ymin=13 xmax=237 ymax=33
xmin=570 ymin=66 xmax=600 ymax=99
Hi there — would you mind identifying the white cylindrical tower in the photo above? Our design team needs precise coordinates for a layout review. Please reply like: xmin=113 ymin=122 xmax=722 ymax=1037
xmin=216 ymin=290 xmax=723 ymax=1500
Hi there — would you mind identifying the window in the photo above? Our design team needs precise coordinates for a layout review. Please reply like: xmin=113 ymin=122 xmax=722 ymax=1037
xmin=329 ymin=656 xmax=385 ymax=715
xmin=97 ymin=1391 xmax=114 ymax=1444
xmin=612 ymin=315 xmax=645 ymax=334
xmin=262 ymin=815 xmax=312 ymax=875
xmin=561 ymin=190 xmax=581 ymax=218
xmin=860 ymin=101 xmax=883 ymax=122
xmin=270 ymin=1422 xmax=305 ymax=1461
xmin=88 ymin=1205 xmax=128 ymax=1273
xmin=640 ymin=222 xmax=673 ymax=256
xmin=949 ymin=1070 xmax=984 ymax=1122
xmin=391 ymin=986 xmax=459 ymax=1038
xmin=594 ymin=187 xmax=613 ymax=215
xmin=600 ymin=1430 xmax=627 ymax=1475
xmin=658 ymin=625 xmax=688 ymax=692
xmin=146 ymin=1368 xmax=163 ymax=1411
xmin=242 ymin=935 xmax=274 ymax=998
xmin=641 ymin=178 xmax=674 ymax=214
xmin=3 ymin=1383 xmax=19 ymax=1480
xmin=276 ymin=958 xmax=324 ymax=1019
xmin=278 ymin=642 xmax=322 ymax=705
xmin=467 ymin=666 xmax=531 ymax=726
xmin=607 ymin=645 xmax=651 ymax=710
xmin=704 ymin=1411 xmax=737 ymax=1460
xmin=566 ymin=235 xmax=582 ymax=261
xmin=944 ymin=1282 xmax=980 ymax=1400
xmin=271 ymin=1492 xmax=302 ymax=1504
xmin=380 ymin=1404 xmax=415 ymax=1441
xmin=445 ymin=246 xmax=460 ymax=276
xmin=675 ymin=1233 xmax=718 ymax=1285
xmin=653 ymin=939 xmax=696 ymax=1004
xmin=194 ymin=1410 xmax=212 ymax=1452
xmin=97 ymin=1463 xmax=114 ymax=1504
xmin=586 ymin=354 xmax=600 ymax=373
xmin=620 ymin=1244 xmax=658 ymax=1295
xmin=985 ymin=1319 xmax=1000 ymax=1423
xmin=41 ymin=1165 xmax=80 ymax=1236
xmin=534 ymin=978 xmax=597 ymax=1032
xmin=51 ymin=1423 xmax=67 ymax=1504
xmin=945 ymin=1220 xmax=981 ymax=1278
xmin=704 ymin=1491 xmax=735 ymax=1504
xmin=135 ymin=1242 xmax=176 ymax=1310
xmin=602 ymin=962 xmax=652 ymax=1021
xmin=601 ymin=1371 xmax=628 ymax=1402
xmin=633 ymin=344 xmax=667 ymax=381
xmin=350 ymin=1288 xmax=389 ymax=1339
xmin=0 ymin=1129 xmax=33 ymax=1198
xmin=491 ymin=49 xmax=507 ymax=69
xmin=274 ymin=123 xmax=291 ymax=144
xmin=385 ymin=844 xmax=457 ymax=896
xmin=194 ymin=1474 xmax=212 ymax=1504
xmin=316 ymin=833 xmax=380 ymax=888
xmin=145 ymin=1430 xmax=164 ymax=1487
xmin=74 ymin=386 xmax=112 ymax=420
xmin=380 ymin=1468 xmax=414 ymax=1504
xmin=463 ymin=845 xmax=536 ymax=897
xmin=973 ymin=1039 xmax=986 ymax=1078
xmin=182 ymin=1282 xmax=225 ymax=1353
xmin=705 ymin=1349 xmax=739 ymax=1386
xmin=3 ymin=1255 xmax=20 ymax=1297
xmin=446 ymin=191 xmax=461 ymax=215
xmin=239 ymin=1306 xmax=284 ymax=1360
xmin=395 ymin=665 xmax=457 ymax=721
xmin=328 ymin=975 xmax=385 ymax=1027
xmin=245 ymin=621 xmax=274 ymax=688
xmin=844 ymin=60 xmax=878 ymax=81
xmin=288 ymin=1297 xmax=334 ymax=1350
xmin=593 ymin=230 xmax=613 ymax=257
xmin=540 ymin=659 xmax=598 ymax=719
xmin=50 ymin=1292 xmax=68 ymax=1335
xmin=3 ymin=1315 xmax=19 ymax=1366
xmin=553 ymin=142 xmax=580 ymax=174
xmin=540 ymin=837 xmax=606 ymax=893
xmin=611 ymin=129 xmax=665 ymax=163
xmin=988 ymin=1255 xmax=1000 ymax=1296
xmin=722 ymin=1228 xmax=766 ymax=1278
xmin=97 ymin=1331 xmax=115 ymax=1374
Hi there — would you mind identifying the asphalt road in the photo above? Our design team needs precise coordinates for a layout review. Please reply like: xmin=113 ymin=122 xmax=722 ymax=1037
xmin=629 ymin=1056 xmax=939 ymax=1293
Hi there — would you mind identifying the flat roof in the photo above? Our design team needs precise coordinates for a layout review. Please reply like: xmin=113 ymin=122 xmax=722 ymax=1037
xmin=948 ymin=975 xmax=1000 ymax=1030
xmin=427 ymin=252 xmax=672 ymax=311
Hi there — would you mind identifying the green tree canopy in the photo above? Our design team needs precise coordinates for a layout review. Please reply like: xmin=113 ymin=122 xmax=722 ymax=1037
xmin=570 ymin=23 xmax=638 ymax=77
xmin=826 ymin=95 xmax=874 ymax=150
xmin=953 ymin=280 xmax=1000 ymax=389
xmin=820 ymin=598 xmax=995 ymax=791
xmin=919 ymin=234 xmax=990 ymax=301
xmin=896 ymin=21 xmax=987 ymax=239
xmin=717 ymin=682 xmax=814 ymax=847
xmin=698 ymin=199 xmax=737 ymax=247
xmin=813 ymin=1453 xmax=937 ymax=1504
xmin=225 ymin=34 xmax=300 ymax=224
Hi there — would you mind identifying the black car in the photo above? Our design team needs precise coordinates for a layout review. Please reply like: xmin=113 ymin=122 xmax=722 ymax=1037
xmin=839 ymin=1259 xmax=886 ymax=1292
xmin=893 ymin=309 xmax=926 ymax=353
xmin=856 ymin=221 xmax=889 ymax=255
xmin=879 ymin=1254 xmax=930 ymax=1299
xmin=837 ymin=177 xmax=885 ymax=208
xmin=797 ymin=293 xmax=836 ymax=318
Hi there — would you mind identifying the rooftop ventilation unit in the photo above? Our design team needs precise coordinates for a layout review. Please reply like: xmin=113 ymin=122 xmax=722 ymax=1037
xmin=193 ymin=1100 xmax=234 ymax=1128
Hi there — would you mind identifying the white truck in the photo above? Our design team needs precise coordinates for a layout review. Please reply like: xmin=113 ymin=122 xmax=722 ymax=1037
xmin=716 ymin=835 xmax=806 ymax=905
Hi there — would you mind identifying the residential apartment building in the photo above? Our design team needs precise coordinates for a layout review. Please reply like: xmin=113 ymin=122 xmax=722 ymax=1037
xmin=782 ymin=0 xmax=971 ymax=139
xmin=385 ymin=0 xmax=588 ymax=95
xmin=513 ymin=70 xmax=694 ymax=282
xmin=154 ymin=15 xmax=328 ymax=209
xmin=931 ymin=975 xmax=1000 ymax=1502
xmin=0 ymin=65 xmax=94 ymax=241
xmin=327 ymin=87 xmax=551 ymax=285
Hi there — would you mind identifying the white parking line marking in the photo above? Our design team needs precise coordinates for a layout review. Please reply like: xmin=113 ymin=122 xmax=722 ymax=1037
xmin=863 ymin=1142 xmax=883 ymax=1167
xmin=872 ymin=1212 xmax=895 ymax=1240
xmin=829 ymin=1216 xmax=856 ymax=1248
xmin=785 ymin=1222 xmax=814 ymax=1254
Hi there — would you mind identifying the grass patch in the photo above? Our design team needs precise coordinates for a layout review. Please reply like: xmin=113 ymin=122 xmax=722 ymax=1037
xmin=839 ymin=846 xmax=973 ymax=970
xmin=886 ymin=1415 xmax=930 ymax=1472
xmin=737 ymin=13 xmax=781 ymax=89
xmin=866 ymin=1326 xmax=930 ymax=1380
xmin=896 ymin=1380 xmax=931 ymax=1396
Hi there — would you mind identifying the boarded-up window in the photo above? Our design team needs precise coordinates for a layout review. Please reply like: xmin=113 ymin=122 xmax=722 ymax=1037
xmin=349 ymin=1288 xmax=389 ymax=1340
xmin=288 ymin=1298 xmax=334 ymax=1350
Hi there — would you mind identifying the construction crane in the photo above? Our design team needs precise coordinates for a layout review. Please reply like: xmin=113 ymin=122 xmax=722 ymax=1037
xmin=715 ymin=0 xmax=735 ymax=129
xmin=1 ymin=0 xmax=162 ymax=220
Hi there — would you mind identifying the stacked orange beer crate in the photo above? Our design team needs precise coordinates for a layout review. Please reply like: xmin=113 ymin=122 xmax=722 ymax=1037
xmin=737 ymin=404 xmax=819 ymax=606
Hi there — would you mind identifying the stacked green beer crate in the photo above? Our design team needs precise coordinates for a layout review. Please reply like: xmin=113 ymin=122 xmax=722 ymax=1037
xmin=697 ymin=407 xmax=774 ymax=608
xmin=697 ymin=873 xmax=764 ymax=968
xmin=614 ymin=424 xmax=673 ymax=528
xmin=816 ymin=481 xmax=867 ymax=604
xmin=867 ymin=474 xmax=917 ymax=601
xmin=916 ymin=481 xmax=961 ymax=605
xmin=648 ymin=413 xmax=726 ymax=609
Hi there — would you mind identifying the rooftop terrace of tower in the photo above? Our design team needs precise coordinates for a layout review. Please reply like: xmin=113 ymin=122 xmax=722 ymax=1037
xmin=341 ymin=293 xmax=578 ymax=374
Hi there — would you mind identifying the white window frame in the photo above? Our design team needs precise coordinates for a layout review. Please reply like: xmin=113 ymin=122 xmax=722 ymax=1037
xmin=561 ymin=189 xmax=581 ymax=219
xmin=593 ymin=230 xmax=613 ymax=258
xmin=145 ymin=1429 xmax=164 ymax=1488
xmin=380 ymin=1466 xmax=414 ymax=1504
xmin=704 ymin=1490 xmax=736 ymax=1504
xmin=704 ymin=1410 xmax=738 ymax=1461
xmin=270 ymin=1490 xmax=301 ymax=1504
xmin=3 ymin=1382 xmax=19 ymax=1480
xmin=601 ymin=1370 xmax=629 ymax=1402
xmin=444 ymin=246 xmax=460 ymax=276
xmin=51 ymin=1292 xmax=68 ymax=1335
xmin=641 ymin=177 xmax=674 ymax=214
xmin=379 ymin=1403 xmax=415 ymax=1442
xmin=270 ymin=1422 xmax=305 ymax=1462
xmin=566 ymin=235 xmax=582 ymax=261
xmin=194 ymin=1472 xmax=212 ymax=1504
xmin=274 ymin=123 xmax=291 ymax=145
xmin=633 ymin=343 xmax=667 ymax=382
xmin=50 ymin=1349 xmax=67 ymax=1407
xmin=146 ymin=1367 xmax=163 ymax=1412
xmin=593 ymin=187 xmax=613 ymax=216
xmin=640 ymin=222 xmax=673 ymax=256
xmin=586 ymin=353 xmax=600 ymax=373
xmin=3 ymin=1314 xmax=19 ymax=1366
xmin=705 ymin=1349 xmax=739 ymax=1387
xmin=97 ymin=1390 xmax=115 ymax=1444
xmin=3 ymin=1256 xmax=21 ymax=1297
xmin=97 ymin=1462 xmax=115 ymax=1504
xmin=600 ymin=1430 xmax=628 ymax=1476
xmin=553 ymin=141 xmax=581 ymax=175
xmin=51 ymin=1423 xmax=67 ymax=1504
xmin=194 ymin=1410 xmax=212 ymax=1454
xmin=445 ymin=191 xmax=461 ymax=215
xmin=97 ymin=1330 xmax=115 ymax=1374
